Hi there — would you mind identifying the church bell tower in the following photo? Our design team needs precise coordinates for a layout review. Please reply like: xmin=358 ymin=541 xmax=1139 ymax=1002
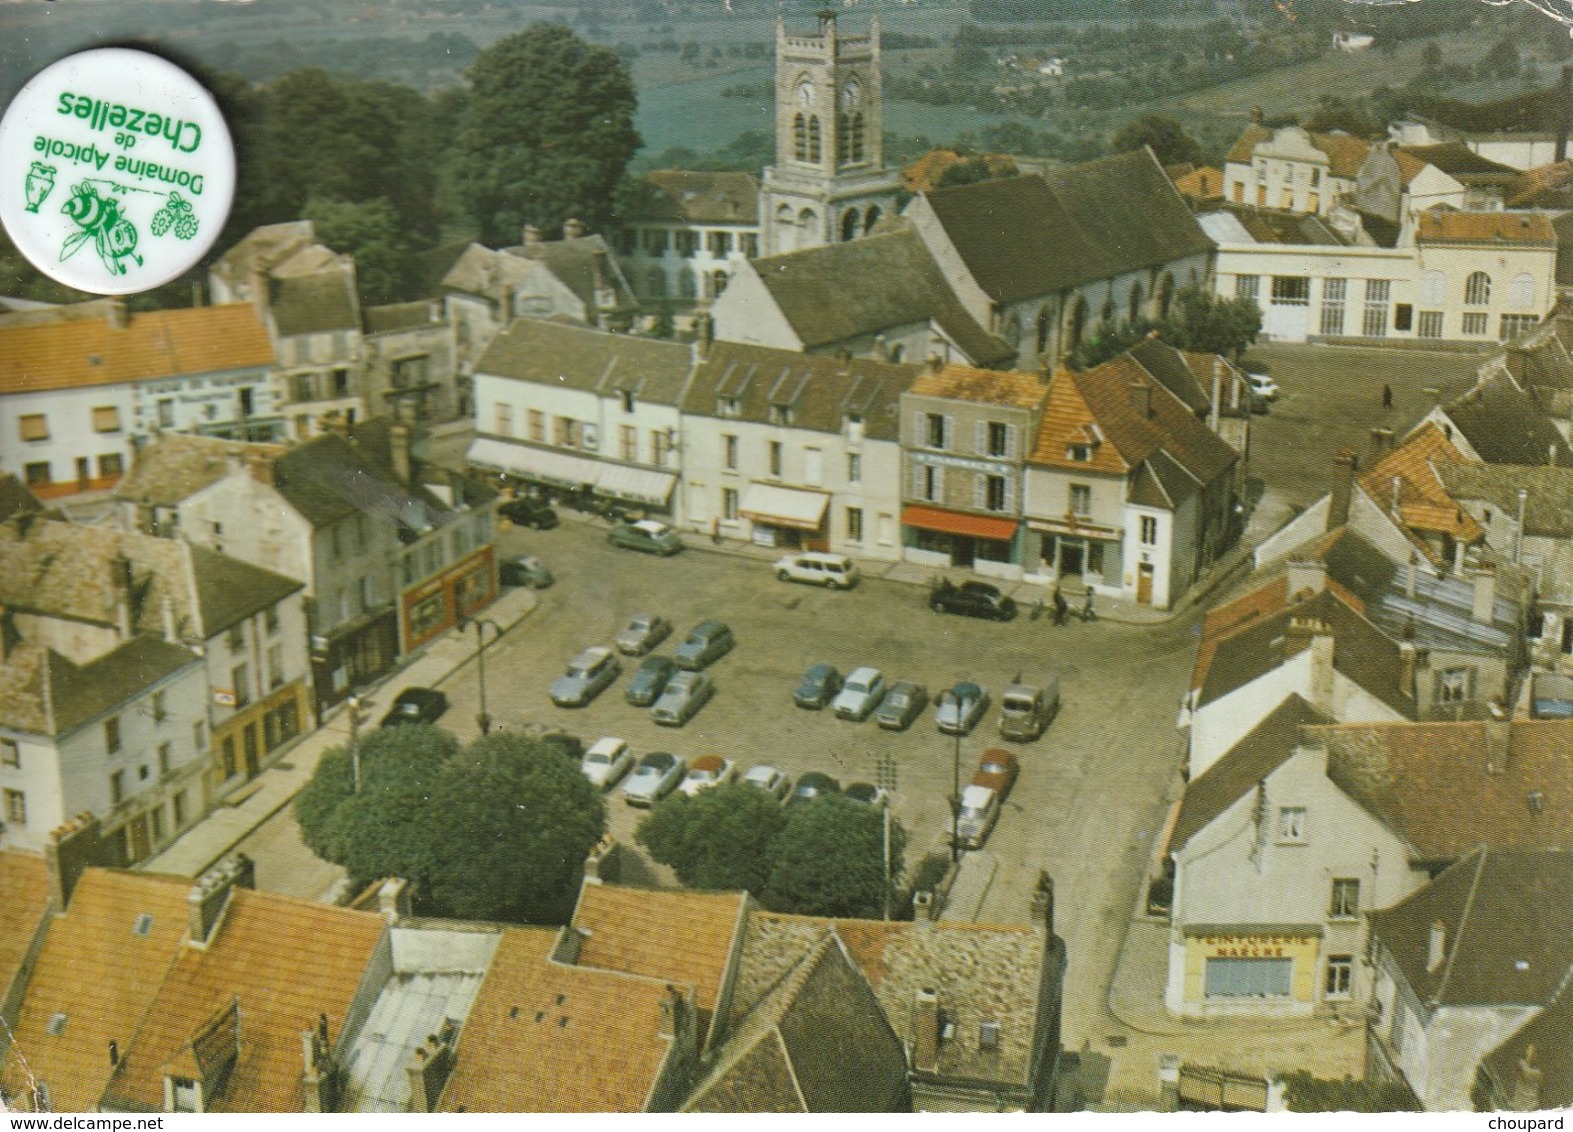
xmin=758 ymin=9 xmax=903 ymax=258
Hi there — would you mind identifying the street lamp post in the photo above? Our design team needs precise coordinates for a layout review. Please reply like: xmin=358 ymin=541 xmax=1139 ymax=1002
xmin=347 ymin=695 xmax=363 ymax=792
xmin=948 ymin=684 xmax=964 ymax=865
xmin=462 ymin=617 xmax=503 ymax=735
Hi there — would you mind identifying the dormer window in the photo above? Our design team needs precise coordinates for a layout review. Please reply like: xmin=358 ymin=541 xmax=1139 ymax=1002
xmin=718 ymin=397 xmax=740 ymax=418
xmin=620 ymin=390 xmax=635 ymax=413
xmin=1067 ymin=445 xmax=1092 ymax=462
xmin=769 ymin=403 xmax=794 ymax=426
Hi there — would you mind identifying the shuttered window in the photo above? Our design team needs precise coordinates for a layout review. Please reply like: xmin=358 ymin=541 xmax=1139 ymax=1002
xmin=19 ymin=414 xmax=47 ymax=441
xmin=92 ymin=406 xmax=122 ymax=433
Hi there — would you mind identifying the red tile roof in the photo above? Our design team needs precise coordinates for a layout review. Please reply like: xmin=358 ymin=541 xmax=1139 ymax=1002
xmin=1358 ymin=423 xmax=1484 ymax=556
xmin=0 ymin=305 xmax=274 ymax=395
xmin=1416 ymin=210 xmax=1557 ymax=244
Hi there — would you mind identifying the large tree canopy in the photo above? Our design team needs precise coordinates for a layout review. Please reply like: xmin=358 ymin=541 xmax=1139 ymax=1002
xmin=763 ymin=796 xmax=906 ymax=920
xmin=455 ymin=24 xmax=641 ymax=246
xmin=294 ymin=727 xmax=603 ymax=923
xmin=1110 ymin=113 xmax=1203 ymax=168
xmin=635 ymin=783 xmax=788 ymax=892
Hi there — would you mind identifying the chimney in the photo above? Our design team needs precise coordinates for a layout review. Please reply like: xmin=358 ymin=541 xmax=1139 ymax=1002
xmin=111 ymin=554 xmax=135 ymax=639
xmin=1209 ymin=360 xmax=1223 ymax=432
xmin=562 ymin=217 xmax=584 ymax=240
xmin=913 ymin=889 xmax=936 ymax=924
xmin=404 ymin=1022 xmax=458 ymax=1114
xmin=1369 ymin=428 xmax=1394 ymax=463
xmin=1471 ymin=567 xmax=1497 ymax=626
xmin=590 ymin=247 xmax=612 ymax=305
xmin=1030 ymin=871 xmax=1055 ymax=935
xmin=695 ymin=312 xmax=715 ymax=358
xmin=912 ymin=988 xmax=941 ymax=1074
xmin=1250 ymin=105 xmax=1264 ymax=125
xmin=1511 ymin=1046 xmax=1545 ymax=1112
xmin=1399 ymin=642 xmax=1418 ymax=698
xmin=522 ymin=224 xmax=542 ymax=247
xmin=301 ymin=1027 xmax=335 ymax=1114
xmin=45 ymin=813 xmax=103 ymax=910
xmin=1328 ymin=449 xmax=1357 ymax=531
xmin=551 ymin=925 xmax=586 ymax=965
xmin=377 ymin=877 xmax=411 ymax=922
xmin=1485 ymin=713 xmax=1512 ymax=774
xmin=1406 ymin=554 xmax=1419 ymax=600
xmin=1427 ymin=920 xmax=1447 ymax=972
xmin=1560 ymin=64 xmax=1572 ymax=164
xmin=1130 ymin=380 xmax=1153 ymax=420
xmin=187 ymin=854 xmax=254 ymax=947
xmin=389 ymin=422 xmax=412 ymax=484
xmin=1285 ymin=559 xmax=1327 ymax=600
xmin=657 ymin=985 xmax=689 ymax=1040
xmin=161 ymin=591 xmax=178 ymax=643
xmin=1308 ymin=631 xmax=1335 ymax=712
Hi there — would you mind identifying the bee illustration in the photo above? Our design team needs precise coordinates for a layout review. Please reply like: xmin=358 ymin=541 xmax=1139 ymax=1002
xmin=60 ymin=182 xmax=143 ymax=275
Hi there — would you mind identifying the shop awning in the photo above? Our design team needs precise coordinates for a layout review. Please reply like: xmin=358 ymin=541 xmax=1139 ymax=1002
xmin=739 ymin=483 xmax=830 ymax=531
xmin=466 ymin=438 xmax=603 ymax=488
xmin=902 ymin=504 xmax=1018 ymax=542
xmin=596 ymin=462 xmax=676 ymax=507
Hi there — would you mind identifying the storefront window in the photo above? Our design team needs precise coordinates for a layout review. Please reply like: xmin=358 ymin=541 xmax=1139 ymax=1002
xmin=409 ymin=592 xmax=446 ymax=640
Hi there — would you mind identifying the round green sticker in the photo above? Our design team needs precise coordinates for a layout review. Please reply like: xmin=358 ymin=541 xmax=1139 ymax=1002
xmin=0 ymin=48 xmax=236 ymax=295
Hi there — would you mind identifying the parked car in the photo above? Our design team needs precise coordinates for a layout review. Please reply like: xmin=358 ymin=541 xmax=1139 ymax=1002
xmin=673 ymin=619 xmax=735 ymax=670
xmin=875 ymin=680 xmax=929 ymax=731
xmin=793 ymin=663 xmax=842 ymax=710
xmin=833 ymin=666 xmax=887 ymax=721
xmin=953 ymin=783 xmax=1000 ymax=849
xmin=773 ymin=551 xmax=860 ymax=590
xmin=580 ymin=737 xmax=633 ymax=791
xmin=998 ymin=676 xmax=1059 ymax=742
xmin=651 ymin=669 xmax=715 ymax=726
xmin=378 ymin=687 xmax=448 ymax=728
xmin=679 ymin=754 xmax=737 ymax=796
xmin=624 ymin=655 xmax=678 ymax=707
xmin=1247 ymin=372 xmax=1280 ymax=401
xmin=622 ymin=751 xmax=686 ymax=806
xmin=930 ymin=579 xmax=1017 ymax=621
xmin=615 ymin=613 xmax=672 ymax=656
xmin=971 ymin=749 xmax=1020 ymax=800
xmin=845 ymin=782 xmax=889 ymax=808
xmin=740 ymin=764 xmax=792 ymax=800
xmin=608 ymin=519 xmax=683 ymax=556
xmin=549 ymin=646 xmax=622 ymax=708
xmin=788 ymin=771 xmax=840 ymax=806
xmin=498 ymin=495 xmax=559 ymax=529
xmin=936 ymin=682 xmax=989 ymax=735
xmin=499 ymin=554 xmax=554 ymax=589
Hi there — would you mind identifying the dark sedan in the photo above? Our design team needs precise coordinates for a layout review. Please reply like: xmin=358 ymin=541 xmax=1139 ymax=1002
xmin=378 ymin=687 xmax=449 ymax=728
xmin=625 ymin=655 xmax=678 ymax=707
xmin=874 ymin=680 xmax=929 ymax=731
xmin=793 ymin=663 xmax=842 ymax=710
xmin=930 ymin=579 xmax=1017 ymax=621
xmin=498 ymin=495 xmax=559 ymax=529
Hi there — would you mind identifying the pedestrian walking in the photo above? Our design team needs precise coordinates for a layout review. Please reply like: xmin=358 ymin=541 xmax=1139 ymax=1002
xmin=1081 ymin=590 xmax=1096 ymax=622
xmin=1052 ymin=588 xmax=1068 ymax=626
xmin=1382 ymin=384 xmax=1393 ymax=411
xmin=710 ymin=517 xmax=721 ymax=545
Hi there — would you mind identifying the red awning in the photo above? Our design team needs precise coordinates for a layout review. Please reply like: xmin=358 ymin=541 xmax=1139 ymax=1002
xmin=902 ymin=505 xmax=1018 ymax=542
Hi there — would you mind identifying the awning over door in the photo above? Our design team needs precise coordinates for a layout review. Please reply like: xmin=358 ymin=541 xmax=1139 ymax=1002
xmin=739 ymin=483 xmax=830 ymax=531
xmin=901 ymin=504 xmax=1018 ymax=542
xmin=467 ymin=439 xmax=674 ymax=504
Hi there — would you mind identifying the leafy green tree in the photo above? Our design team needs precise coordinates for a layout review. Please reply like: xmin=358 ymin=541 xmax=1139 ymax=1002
xmin=934 ymin=154 xmax=1019 ymax=190
xmin=1165 ymin=284 xmax=1263 ymax=358
xmin=293 ymin=724 xmax=460 ymax=886
xmin=1067 ymin=318 xmax=1154 ymax=371
xmin=1110 ymin=113 xmax=1202 ymax=167
xmin=456 ymin=24 xmax=641 ymax=246
xmin=302 ymin=195 xmax=411 ymax=306
xmin=636 ymin=784 xmax=789 ymax=892
xmin=763 ymin=796 xmax=906 ymax=919
xmin=1280 ymin=1071 xmax=1421 ymax=1112
xmin=426 ymin=732 xmax=605 ymax=923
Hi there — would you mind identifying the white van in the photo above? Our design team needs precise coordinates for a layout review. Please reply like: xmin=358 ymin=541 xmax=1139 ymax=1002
xmin=954 ymin=784 xmax=1000 ymax=849
xmin=772 ymin=551 xmax=859 ymax=590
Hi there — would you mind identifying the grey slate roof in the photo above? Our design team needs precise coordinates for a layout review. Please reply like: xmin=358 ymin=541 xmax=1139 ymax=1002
xmin=269 ymin=266 xmax=361 ymax=337
xmin=1369 ymin=847 xmax=1573 ymax=1007
xmin=1171 ymin=694 xmax=1332 ymax=852
xmin=685 ymin=342 xmax=921 ymax=441
xmin=272 ymin=433 xmax=455 ymax=533
xmin=188 ymin=545 xmax=302 ymax=633
xmin=919 ymin=148 xmax=1214 ymax=304
xmin=1126 ymin=337 xmax=1213 ymax=416
xmin=504 ymin=234 xmax=637 ymax=315
xmin=745 ymin=224 xmax=1013 ymax=366
xmin=475 ymin=317 xmax=695 ymax=405
xmin=363 ymin=301 xmax=442 ymax=336
xmin=1438 ymin=376 xmax=1573 ymax=466
xmin=0 ymin=638 xmax=199 ymax=738
xmin=635 ymin=170 xmax=760 ymax=226
xmin=1437 ymin=461 xmax=1573 ymax=538
xmin=1481 ymin=978 xmax=1573 ymax=1110
xmin=1401 ymin=141 xmax=1519 ymax=181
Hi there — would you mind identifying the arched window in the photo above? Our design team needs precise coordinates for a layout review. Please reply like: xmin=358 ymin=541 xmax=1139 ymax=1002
xmin=1100 ymin=294 xmax=1116 ymax=326
xmin=798 ymin=208 xmax=818 ymax=241
xmin=1509 ymin=272 xmax=1535 ymax=311
xmin=837 ymin=112 xmax=852 ymax=163
xmin=850 ymin=112 xmax=865 ymax=162
xmin=1157 ymin=272 xmax=1176 ymax=320
xmin=1036 ymin=306 xmax=1053 ymax=355
xmin=864 ymin=205 xmax=882 ymax=235
xmin=1128 ymin=282 xmax=1145 ymax=323
xmin=841 ymin=209 xmax=859 ymax=242
xmin=678 ymin=266 xmax=697 ymax=300
xmin=1067 ymin=296 xmax=1088 ymax=353
xmin=1419 ymin=270 xmax=1445 ymax=307
xmin=793 ymin=114 xmax=807 ymax=162
xmin=807 ymin=116 xmax=822 ymax=162
xmin=1465 ymin=271 xmax=1491 ymax=307
xmin=888 ymin=343 xmax=905 ymax=363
